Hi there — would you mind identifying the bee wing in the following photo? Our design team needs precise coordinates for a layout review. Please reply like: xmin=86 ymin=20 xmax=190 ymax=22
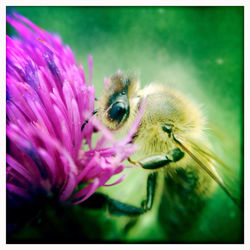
xmin=173 ymin=135 xmax=242 ymax=210
xmin=158 ymin=136 xmax=242 ymax=239
xmin=187 ymin=139 xmax=235 ymax=176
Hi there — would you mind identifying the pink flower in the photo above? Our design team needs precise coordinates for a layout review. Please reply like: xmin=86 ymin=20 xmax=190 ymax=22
xmin=6 ymin=13 xmax=141 ymax=205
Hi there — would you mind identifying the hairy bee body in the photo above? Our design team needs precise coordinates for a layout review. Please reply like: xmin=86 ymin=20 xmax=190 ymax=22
xmin=131 ymin=84 xmax=217 ymax=236
xmin=135 ymin=84 xmax=216 ymax=195
xmin=96 ymin=71 xmax=228 ymax=238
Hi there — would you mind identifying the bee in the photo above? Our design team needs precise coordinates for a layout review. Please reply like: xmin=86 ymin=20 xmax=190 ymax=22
xmin=84 ymin=70 xmax=241 ymax=240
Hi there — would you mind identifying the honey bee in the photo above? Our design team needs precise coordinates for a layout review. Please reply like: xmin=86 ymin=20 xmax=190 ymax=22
xmin=85 ymin=70 xmax=241 ymax=240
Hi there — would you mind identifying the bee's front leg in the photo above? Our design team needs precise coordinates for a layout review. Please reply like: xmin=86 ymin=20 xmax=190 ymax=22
xmin=128 ymin=148 xmax=184 ymax=170
xmin=80 ymin=110 xmax=98 ymax=131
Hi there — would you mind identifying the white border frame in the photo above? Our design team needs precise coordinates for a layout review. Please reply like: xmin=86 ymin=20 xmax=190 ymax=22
xmin=1 ymin=1 xmax=248 ymax=249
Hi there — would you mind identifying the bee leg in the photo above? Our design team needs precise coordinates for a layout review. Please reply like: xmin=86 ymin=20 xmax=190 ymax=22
xmin=107 ymin=172 xmax=158 ymax=215
xmin=82 ymin=192 xmax=145 ymax=216
xmin=81 ymin=110 xmax=98 ymax=131
xmin=107 ymin=197 xmax=146 ymax=216
xmin=137 ymin=148 xmax=184 ymax=170
xmin=82 ymin=173 xmax=158 ymax=216
xmin=141 ymin=172 xmax=158 ymax=211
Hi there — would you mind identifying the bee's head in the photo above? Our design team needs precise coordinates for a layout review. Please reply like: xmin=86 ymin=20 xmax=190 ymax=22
xmin=98 ymin=71 xmax=140 ymax=130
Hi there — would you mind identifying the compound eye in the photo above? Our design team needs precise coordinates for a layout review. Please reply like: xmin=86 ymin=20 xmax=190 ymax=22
xmin=109 ymin=102 xmax=127 ymax=123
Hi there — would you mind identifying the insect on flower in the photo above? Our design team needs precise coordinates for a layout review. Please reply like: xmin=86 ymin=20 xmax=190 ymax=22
xmin=6 ymin=14 xmax=142 ymax=232
xmin=87 ymin=70 xmax=242 ymax=240
xmin=6 ymin=13 xmax=242 ymax=242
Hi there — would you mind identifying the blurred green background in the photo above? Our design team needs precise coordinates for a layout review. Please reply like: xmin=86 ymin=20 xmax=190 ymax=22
xmin=7 ymin=6 xmax=243 ymax=243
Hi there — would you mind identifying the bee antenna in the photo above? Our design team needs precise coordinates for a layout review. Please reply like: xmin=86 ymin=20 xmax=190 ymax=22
xmin=173 ymin=136 xmax=243 ymax=211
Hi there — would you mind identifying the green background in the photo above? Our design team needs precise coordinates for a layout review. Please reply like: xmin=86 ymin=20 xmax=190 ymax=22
xmin=7 ymin=6 xmax=243 ymax=243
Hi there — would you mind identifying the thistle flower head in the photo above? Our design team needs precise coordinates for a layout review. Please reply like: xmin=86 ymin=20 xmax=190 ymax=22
xmin=6 ymin=13 xmax=141 ymax=206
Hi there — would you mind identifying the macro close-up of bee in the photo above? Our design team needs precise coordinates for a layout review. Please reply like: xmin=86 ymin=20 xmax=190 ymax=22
xmin=81 ymin=70 xmax=243 ymax=242
xmin=6 ymin=6 xmax=243 ymax=244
